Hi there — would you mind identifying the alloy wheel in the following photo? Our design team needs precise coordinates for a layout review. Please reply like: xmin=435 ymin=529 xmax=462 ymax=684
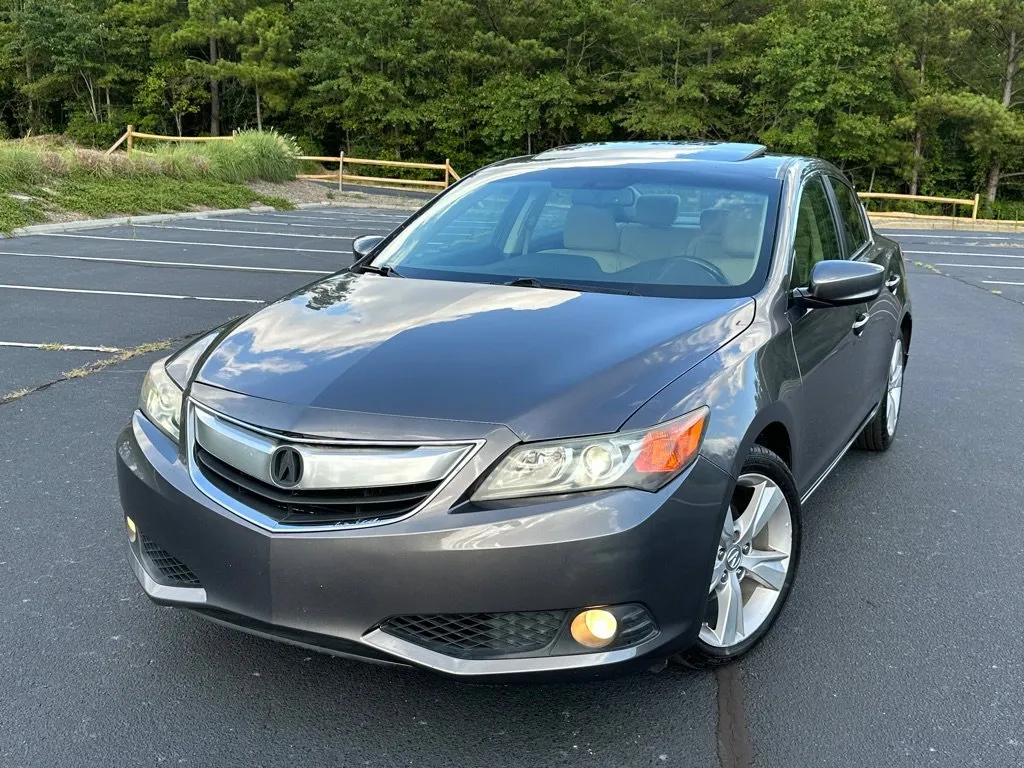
xmin=699 ymin=473 xmax=793 ymax=650
xmin=886 ymin=339 xmax=904 ymax=438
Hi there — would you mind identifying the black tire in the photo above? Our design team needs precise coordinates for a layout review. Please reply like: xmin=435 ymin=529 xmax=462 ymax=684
xmin=673 ymin=445 xmax=802 ymax=668
xmin=855 ymin=332 xmax=906 ymax=452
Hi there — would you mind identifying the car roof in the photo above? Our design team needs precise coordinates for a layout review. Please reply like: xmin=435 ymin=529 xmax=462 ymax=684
xmin=484 ymin=141 xmax=815 ymax=181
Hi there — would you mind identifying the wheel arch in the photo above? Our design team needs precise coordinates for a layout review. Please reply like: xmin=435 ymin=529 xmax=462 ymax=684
xmin=900 ymin=311 xmax=913 ymax=355
xmin=725 ymin=403 xmax=797 ymax=480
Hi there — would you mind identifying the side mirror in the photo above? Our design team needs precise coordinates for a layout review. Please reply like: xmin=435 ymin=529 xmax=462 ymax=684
xmin=792 ymin=260 xmax=884 ymax=308
xmin=352 ymin=234 xmax=385 ymax=262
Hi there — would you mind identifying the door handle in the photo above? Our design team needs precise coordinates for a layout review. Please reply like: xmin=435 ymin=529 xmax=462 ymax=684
xmin=885 ymin=274 xmax=901 ymax=291
xmin=852 ymin=313 xmax=869 ymax=334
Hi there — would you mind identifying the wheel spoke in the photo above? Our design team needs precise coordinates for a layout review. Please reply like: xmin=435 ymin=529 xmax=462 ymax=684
xmin=710 ymin=571 xmax=744 ymax=646
xmin=720 ymin=510 xmax=738 ymax=547
xmin=890 ymin=361 xmax=903 ymax=388
xmin=709 ymin=561 xmax=726 ymax=594
xmin=738 ymin=480 xmax=782 ymax=544
xmin=741 ymin=549 xmax=787 ymax=591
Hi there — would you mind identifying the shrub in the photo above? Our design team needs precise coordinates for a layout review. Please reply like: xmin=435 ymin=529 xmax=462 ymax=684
xmin=65 ymin=113 xmax=124 ymax=149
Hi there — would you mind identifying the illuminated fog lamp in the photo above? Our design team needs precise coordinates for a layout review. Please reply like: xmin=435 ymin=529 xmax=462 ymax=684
xmin=570 ymin=608 xmax=618 ymax=649
xmin=125 ymin=516 xmax=137 ymax=543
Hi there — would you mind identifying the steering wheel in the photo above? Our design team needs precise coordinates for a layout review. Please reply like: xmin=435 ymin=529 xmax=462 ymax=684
xmin=656 ymin=256 xmax=731 ymax=286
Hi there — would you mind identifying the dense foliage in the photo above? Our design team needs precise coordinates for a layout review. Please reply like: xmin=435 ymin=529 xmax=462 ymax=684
xmin=0 ymin=0 xmax=1022 ymax=207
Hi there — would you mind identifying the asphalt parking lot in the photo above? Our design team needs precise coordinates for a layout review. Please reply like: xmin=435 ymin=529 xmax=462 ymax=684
xmin=2 ymin=212 xmax=1023 ymax=768
xmin=878 ymin=225 xmax=1024 ymax=304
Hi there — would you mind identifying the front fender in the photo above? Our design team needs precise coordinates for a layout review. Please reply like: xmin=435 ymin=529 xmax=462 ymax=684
xmin=621 ymin=321 xmax=802 ymax=485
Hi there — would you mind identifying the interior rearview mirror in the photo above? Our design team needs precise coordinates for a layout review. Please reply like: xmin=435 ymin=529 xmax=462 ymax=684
xmin=792 ymin=260 xmax=884 ymax=308
xmin=352 ymin=234 xmax=385 ymax=262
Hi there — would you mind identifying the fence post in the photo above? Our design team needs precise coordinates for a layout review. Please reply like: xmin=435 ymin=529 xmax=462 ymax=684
xmin=445 ymin=158 xmax=451 ymax=188
xmin=338 ymin=151 xmax=344 ymax=192
xmin=126 ymin=125 xmax=134 ymax=156
xmin=972 ymin=193 xmax=980 ymax=221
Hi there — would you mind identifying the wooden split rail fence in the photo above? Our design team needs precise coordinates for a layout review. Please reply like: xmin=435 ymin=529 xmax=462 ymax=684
xmin=857 ymin=191 xmax=981 ymax=221
xmin=107 ymin=125 xmax=460 ymax=192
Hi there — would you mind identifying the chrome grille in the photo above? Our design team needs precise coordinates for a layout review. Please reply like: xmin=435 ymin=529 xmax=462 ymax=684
xmin=187 ymin=404 xmax=476 ymax=531
xmin=194 ymin=445 xmax=440 ymax=526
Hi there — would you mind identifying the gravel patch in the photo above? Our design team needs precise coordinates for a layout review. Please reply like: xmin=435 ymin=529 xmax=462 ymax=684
xmin=43 ymin=209 xmax=91 ymax=224
xmin=247 ymin=180 xmax=423 ymax=211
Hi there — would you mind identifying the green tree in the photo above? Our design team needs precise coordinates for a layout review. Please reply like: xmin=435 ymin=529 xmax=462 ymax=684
xmin=750 ymin=0 xmax=906 ymax=187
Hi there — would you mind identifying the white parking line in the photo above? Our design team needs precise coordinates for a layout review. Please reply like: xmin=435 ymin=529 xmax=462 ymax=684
xmin=0 ymin=284 xmax=264 ymax=304
xmin=129 ymin=224 xmax=353 ymax=241
xmin=283 ymin=208 xmax=407 ymax=219
xmin=906 ymin=250 xmax=1024 ymax=259
xmin=884 ymin=231 xmax=1024 ymax=240
xmin=256 ymin=212 xmax=406 ymax=225
xmin=0 ymin=251 xmax=330 ymax=275
xmin=935 ymin=263 xmax=1024 ymax=270
xmin=0 ymin=340 xmax=122 ymax=352
xmin=35 ymin=233 xmax=351 ymax=255
xmin=982 ymin=280 xmax=1024 ymax=286
xmin=190 ymin=217 xmax=366 ymax=233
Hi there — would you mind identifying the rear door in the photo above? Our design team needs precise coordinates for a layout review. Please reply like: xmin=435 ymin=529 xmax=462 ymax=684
xmin=788 ymin=175 xmax=867 ymax=489
xmin=826 ymin=176 xmax=898 ymax=416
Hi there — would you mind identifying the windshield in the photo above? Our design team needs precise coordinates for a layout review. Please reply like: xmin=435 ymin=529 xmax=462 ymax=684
xmin=371 ymin=164 xmax=782 ymax=298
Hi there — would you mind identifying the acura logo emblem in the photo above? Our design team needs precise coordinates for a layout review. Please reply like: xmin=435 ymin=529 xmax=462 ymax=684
xmin=725 ymin=547 xmax=742 ymax=570
xmin=270 ymin=446 xmax=303 ymax=488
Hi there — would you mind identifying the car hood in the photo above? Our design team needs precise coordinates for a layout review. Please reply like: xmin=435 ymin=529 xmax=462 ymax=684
xmin=196 ymin=273 xmax=754 ymax=440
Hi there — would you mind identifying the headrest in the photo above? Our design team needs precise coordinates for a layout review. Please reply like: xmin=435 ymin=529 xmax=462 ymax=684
xmin=700 ymin=208 xmax=727 ymax=235
xmin=633 ymin=195 xmax=680 ymax=227
xmin=563 ymin=205 xmax=619 ymax=252
xmin=722 ymin=207 xmax=763 ymax=256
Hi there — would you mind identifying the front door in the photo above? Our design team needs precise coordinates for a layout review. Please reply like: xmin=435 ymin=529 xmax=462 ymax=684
xmin=788 ymin=175 xmax=868 ymax=490
xmin=827 ymin=175 xmax=899 ymax=415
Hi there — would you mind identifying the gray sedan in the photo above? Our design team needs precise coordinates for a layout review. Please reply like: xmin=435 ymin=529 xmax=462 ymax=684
xmin=117 ymin=141 xmax=910 ymax=678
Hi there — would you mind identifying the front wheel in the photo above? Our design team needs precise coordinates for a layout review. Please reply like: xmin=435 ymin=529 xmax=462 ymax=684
xmin=674 ymin=445 xmax=801 ymax=668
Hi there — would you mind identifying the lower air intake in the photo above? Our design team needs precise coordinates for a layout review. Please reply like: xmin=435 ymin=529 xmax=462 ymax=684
xmin=141 ymin=535 xmax=202 ymax=587
xmin=380 ymin=611 xmax=567 ymax=659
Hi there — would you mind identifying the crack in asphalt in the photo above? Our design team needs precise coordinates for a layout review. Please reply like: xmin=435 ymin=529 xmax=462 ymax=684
xmin=716 ymin=664 xmax=755 ymax=768
xmin=0 ymin=333 xmax=195 ymax=405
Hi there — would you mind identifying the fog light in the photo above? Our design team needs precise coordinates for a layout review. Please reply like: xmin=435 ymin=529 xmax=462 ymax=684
xmin=570 ymin=608 xmax=618 ymax=649
xmin=125 ymin=516 xmax=137 ymax=543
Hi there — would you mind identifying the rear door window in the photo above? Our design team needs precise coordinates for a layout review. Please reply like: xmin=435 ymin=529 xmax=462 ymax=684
xmin=828 ymin=178 xmax=870 ymax=255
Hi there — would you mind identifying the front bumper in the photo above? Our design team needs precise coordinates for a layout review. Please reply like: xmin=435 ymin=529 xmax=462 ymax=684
xmin=117 ymin=411 xmax=734 ymax=680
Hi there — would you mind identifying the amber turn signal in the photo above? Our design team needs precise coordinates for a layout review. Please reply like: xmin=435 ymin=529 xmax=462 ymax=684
xmin=634 ymin=407 xmax=708 ymax=474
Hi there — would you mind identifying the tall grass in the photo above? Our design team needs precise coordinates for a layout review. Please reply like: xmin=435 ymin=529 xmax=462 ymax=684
xmin=0 ymin=145 xmax=45 ymax=188
xmin=202 ymin=130 xmax=301 ymax=183
xmin=0 ymin=128 xmax=301 ymax=190
xmin=0 ymin=130 xmax=299 ymax=231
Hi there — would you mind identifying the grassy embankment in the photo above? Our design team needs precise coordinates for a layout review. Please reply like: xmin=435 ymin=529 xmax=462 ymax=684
xmin=0 ymin=130 xmax=298 ymax=232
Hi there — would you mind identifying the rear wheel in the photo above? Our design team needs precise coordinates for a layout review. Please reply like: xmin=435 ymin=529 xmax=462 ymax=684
xmin=674 ymin=445 xmax=801 ymax=668
xmin=856 ymin=334 xmax=905 ymax=452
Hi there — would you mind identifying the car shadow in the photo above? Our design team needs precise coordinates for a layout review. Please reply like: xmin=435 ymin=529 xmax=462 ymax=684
xmin=157 ymin=610 xmax=720 ymax=764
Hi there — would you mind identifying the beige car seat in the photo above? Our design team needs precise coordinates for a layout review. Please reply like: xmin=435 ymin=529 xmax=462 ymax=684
xmin=716 ymin=207 xmax=763 ymax=284
xmin=619 ymin=195 xmax=686 ymax=262
xmin=543 ymin=205 xmax=636 ymax=272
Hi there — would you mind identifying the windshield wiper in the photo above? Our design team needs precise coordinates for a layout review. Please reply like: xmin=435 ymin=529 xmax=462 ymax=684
xmin=358 ymin=263 xmax=405 ymax=277
xmin=504 ymin=276 xmax=637 ymax=295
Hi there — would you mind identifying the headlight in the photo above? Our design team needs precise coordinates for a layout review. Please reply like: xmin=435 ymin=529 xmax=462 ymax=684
xmin=139 ymin=357 xmax=183 ymax=442
xmin=473 ymin=407 xmax=708 ymax=501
